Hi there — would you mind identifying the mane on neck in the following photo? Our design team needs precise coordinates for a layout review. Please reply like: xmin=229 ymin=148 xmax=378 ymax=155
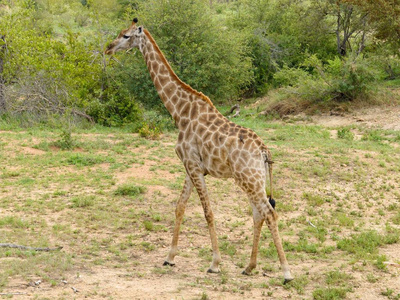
xmin=143 ymin=29 xmax=215 ymax=108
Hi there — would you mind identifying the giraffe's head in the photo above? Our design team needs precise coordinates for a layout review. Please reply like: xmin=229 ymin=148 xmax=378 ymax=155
xmin=105 ymin=18 xmax=144 ymax=55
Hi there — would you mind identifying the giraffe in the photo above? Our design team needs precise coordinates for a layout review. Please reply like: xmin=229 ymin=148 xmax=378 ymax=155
xmin=105 ymin=18 xmax=294 ymax=284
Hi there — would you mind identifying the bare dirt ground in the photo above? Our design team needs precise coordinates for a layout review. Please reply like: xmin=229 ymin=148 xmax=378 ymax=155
xmin=309 ymin=105 xmax=400 ymax=130
xmin=1 ymin=105 xmax=400 ymax=300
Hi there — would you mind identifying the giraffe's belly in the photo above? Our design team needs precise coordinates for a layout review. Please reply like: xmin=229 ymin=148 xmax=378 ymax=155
xmin=200 ymin=148 xmax=233 ymax=179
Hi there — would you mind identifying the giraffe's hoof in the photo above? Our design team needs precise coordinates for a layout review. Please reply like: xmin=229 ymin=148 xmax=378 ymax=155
xmin=283 ymin=278 xmax=294 ymax=285
xmin=207 ymin=268 xmax=220 ymax=274
xmin=242 ymin=270 xmax=251 ymax=276
xmin=163 ymin=261 xmax=175 ymax=267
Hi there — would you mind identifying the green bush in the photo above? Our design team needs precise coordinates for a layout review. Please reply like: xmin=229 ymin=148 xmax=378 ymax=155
xmin=87 ymin=71 xmax=143 ymax=127
xmin=266 ymin=54 xmax=382 ymax=115
xmin=0 ymin=0 xmax=143 ymax=127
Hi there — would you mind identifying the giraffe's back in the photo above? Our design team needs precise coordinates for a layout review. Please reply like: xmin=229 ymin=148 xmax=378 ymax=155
xmin=174 ymin=100 xmax=268 ymax=181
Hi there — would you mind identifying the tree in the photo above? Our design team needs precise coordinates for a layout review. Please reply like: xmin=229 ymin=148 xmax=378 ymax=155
xmin=119 ymin=0 xmax=253 ymax=108
xmin=343 ymin=0 xmax=400 ymax=53
xmin=307 ymin=0 xmax=369 ymax=57
xmin=0 ymin=0 xmax=143 ymax=125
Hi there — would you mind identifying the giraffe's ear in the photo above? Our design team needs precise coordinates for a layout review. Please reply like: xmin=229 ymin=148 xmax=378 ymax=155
xmin=138 ymin=26 xmax=143 ymax=34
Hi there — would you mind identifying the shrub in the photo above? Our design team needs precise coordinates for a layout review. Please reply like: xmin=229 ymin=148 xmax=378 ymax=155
xmin=265 ymin=55 xmax=381 ymax=115
xmin=54 ymin=128 xmax=75 ymax=150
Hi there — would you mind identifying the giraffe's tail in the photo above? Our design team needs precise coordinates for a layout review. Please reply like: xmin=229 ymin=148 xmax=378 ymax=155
xmin=262 ymin=147 xmax=275 ymax=208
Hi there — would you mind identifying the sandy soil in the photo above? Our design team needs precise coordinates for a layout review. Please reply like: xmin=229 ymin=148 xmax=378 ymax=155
xmin=309 ymin=105 xmax=400 ymax=130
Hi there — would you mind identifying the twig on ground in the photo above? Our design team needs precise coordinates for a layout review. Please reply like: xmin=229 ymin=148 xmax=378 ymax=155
xmin=384 ymin=261 xmax=400 ymax=268
xmin=0 ymin=243 xmax=63 ymax=252
xmin=0 ymin=292 xmax=27 ymax=296
xmin=308 ymin=221 xmax=317 ymax=228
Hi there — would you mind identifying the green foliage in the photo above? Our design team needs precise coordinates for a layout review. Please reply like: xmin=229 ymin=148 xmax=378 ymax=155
xmin=120 ymin=0 xmax=253 ymax=106
xmin=266 ymin=54 xmax=383 ymax=115
xmin=0 ymin=0 xmax=142 ymax=127
xmin=138 ymin=123 xmax=162 ymax=140
xmin=1 ymin=0 xmax=400 ymax=124
xmin=87 ymin=70 xmax=143 ymax=127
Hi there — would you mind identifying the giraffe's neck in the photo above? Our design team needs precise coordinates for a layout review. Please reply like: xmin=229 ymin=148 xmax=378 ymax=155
xmin=139 ymin=30 xmax=216 ymax=123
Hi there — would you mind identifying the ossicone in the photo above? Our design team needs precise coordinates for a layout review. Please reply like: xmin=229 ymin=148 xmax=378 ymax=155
xmin=133 ymin=17 xmax=138 ymax=24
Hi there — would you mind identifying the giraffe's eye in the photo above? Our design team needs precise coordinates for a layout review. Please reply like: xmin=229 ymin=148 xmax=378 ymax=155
xmin=123 ymin=35 xmax=130 ymax=39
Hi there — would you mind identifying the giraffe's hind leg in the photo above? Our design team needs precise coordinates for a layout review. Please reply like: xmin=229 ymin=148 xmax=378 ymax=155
xmin=242 ymin=189 xmax=293 ymax=283
xmin=263 ymin=205 xmax=294 ymax=284
xmin=164 ymin=175 xmax=193 ymax=266
xmin=242 ymin=204 xmax=264 ymax=275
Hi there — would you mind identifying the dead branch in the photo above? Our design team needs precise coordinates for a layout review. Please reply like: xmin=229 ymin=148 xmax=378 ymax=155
xmin=227 ymin=104 xmax=240 ymax=118
xmin=0 ymin=243 xmax=63 ymax=252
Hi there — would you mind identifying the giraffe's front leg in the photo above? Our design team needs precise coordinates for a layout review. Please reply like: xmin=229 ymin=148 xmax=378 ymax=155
xmin=164 ymin=175 xmax=193 ymax=267
xmin=242 ymin=204 xmax=264 ymax=275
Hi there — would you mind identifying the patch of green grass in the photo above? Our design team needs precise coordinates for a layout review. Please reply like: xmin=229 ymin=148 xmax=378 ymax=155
xmin=220 ymin=240 xmax=237 ymax=257
xmin=312 ymin=270 xmax=353 ymax=300
xmin=337 ymin=230 xmax=399 ymax=257
xmin=1 ymin=170 xmax=21 ymax=179
xmin=303 ymin=192 xmax=327 ymax=207
xmin=325 ymin=270 xmax=353 ymax=285
xmin=143 ymin=220 xmax=154 ymax=231
xmin=313 ymin=287 xmax=349 ymax=300
xmin=65 ymin=153 xmax=114 ymax=166
xmin=70 ymin=195 xmax=96 ymax=208
xmin=284 ymin=275 xmax=309 ymax=294
xmin=381 ymin=288 xmax=400 ymax=299
xmin=140 ymin=241 xmax=155 ymax=252
xmin=337 ymin=127 xmax=354 ymax=140
xmin=362 ymin=130 xmax=383 ymax=142
xmin=374 ymin=254 xmax=388 ymax=270
xmin=392 ymin=212 xmax=400 ymax=225
xmin=335 ymin=212 xmax=355 ymax=228
xmin=114 ymin=184 xmax=147 ymax=197
xmin=0 ymin=216 xmax=30 ymax=228
xmin=284 ymin=238 xmax=318 ymax=254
